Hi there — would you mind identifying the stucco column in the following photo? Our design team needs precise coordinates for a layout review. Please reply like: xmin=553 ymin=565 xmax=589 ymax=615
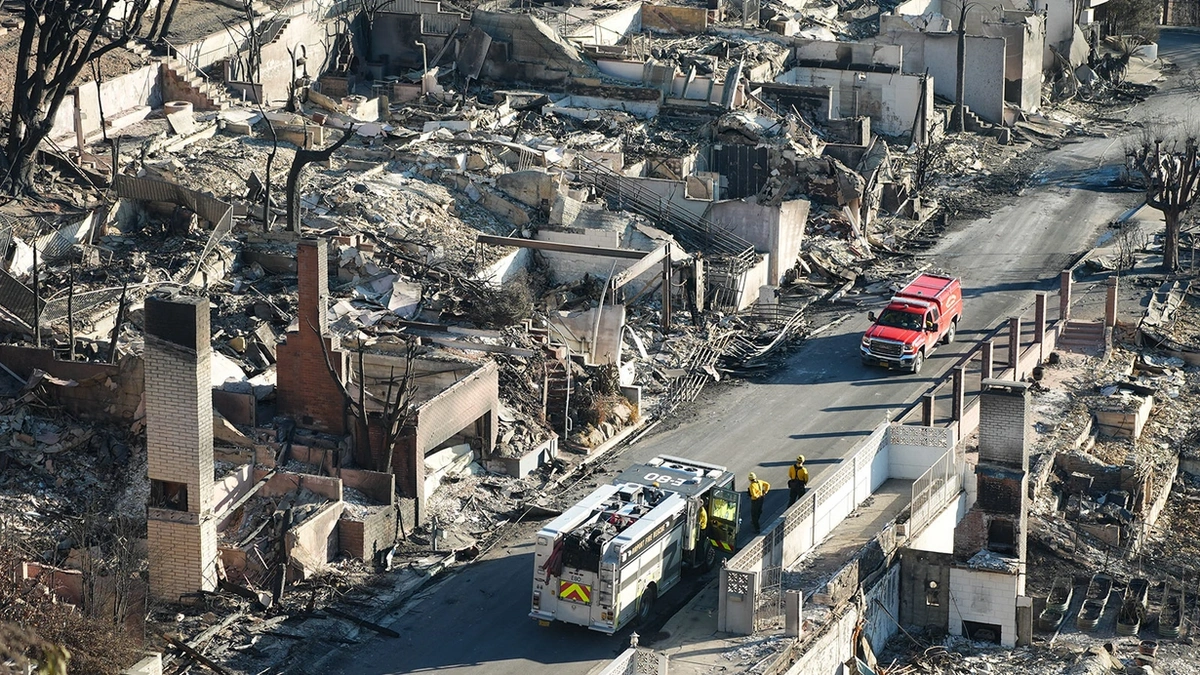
xmin=1059 ymin=270 xmax=1072 ymax=321
xmin=981 ymin=340 xmax=994 ymax=381
xmin=952 ymin=366 xmax=965 ymax=422
xmin=1008 ymin=317 xmax=1022 ymax=378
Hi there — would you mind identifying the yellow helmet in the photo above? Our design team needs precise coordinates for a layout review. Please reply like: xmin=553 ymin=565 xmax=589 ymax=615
xmin=652 ymin=481 xmax=660 ymax=488
xmin=748 ymin=472 xmax=757 ymax=481
xmin=796 ymin=455 xmax=805 ymax=464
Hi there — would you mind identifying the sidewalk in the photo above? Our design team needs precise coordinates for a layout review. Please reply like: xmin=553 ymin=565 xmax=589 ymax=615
xmin=645 ymin=480 xmax=913 ymax=675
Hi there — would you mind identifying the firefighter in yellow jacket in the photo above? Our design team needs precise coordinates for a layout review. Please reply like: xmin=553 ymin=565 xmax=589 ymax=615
xmin=788 ymin=455 xmax=810 ymax=506
xmin=747 ymin=472 xmax=769 ymax=533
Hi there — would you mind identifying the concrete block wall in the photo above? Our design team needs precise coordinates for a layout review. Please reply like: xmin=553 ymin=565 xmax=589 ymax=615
xmin=50 ymin=64 xmax=161 ymax=142
xmin=978 ymin=382 xmax=1030 ymax=471
xmin=641 ymin=4 xmax=708 ymax=32
xmin=778 ymin=66 xmax=932 ymax=137
xmin=899 ymin=549 xmax=952 ymax=629
xmin=413 ymin=361 xmax=498 ymax=462
xmin=535 ymin=228 xmax=629 ymax=283
xmin=286 ymin=501 xmax=344 ymax=579
xmin=948 ymin=567 xmax=1020 ymax=647
xmin=276 ymin=238 xmax=349 ymax=434
xmin=145 ymin=295 xmax=219 ymax=601
xmin=124 ymin=653 xmax=163 ymax=675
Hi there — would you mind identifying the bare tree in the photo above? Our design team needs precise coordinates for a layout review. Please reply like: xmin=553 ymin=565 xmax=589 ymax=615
xmin=3 ymin=0 xmax=152 ymax=194
xmin=313 ymin=329 xmax=418 ymax=475
xmin=913 ymin=137 xmax=948 ymax=191
xmin=357 ymin=0 xmax=394 ymax=69
xmin=286 ymin=129 xmax=356 ymax=232
xmin=223 ymin=0 xmax=269 ymax=95
xmin=953 ymin=3 xmax=969 ymax=133
xmin=1127 ymin=132 xmax=1200 ymax=272
xmin=148 ymin=0 xmax=183 ymax=43
xmin=1114 ymin=220 xmax=1146 ymax=271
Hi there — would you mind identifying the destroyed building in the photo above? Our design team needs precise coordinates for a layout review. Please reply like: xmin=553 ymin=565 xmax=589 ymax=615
xmin=0 ymin=0 xmax=1189 ymax=672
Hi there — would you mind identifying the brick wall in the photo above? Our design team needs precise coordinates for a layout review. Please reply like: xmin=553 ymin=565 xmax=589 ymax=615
xmin=147 ymin=516 xmax=218 ymax=600
xmin=144 ymin=296 xmax=218 ymax=600
xmin=145 ymin=297 xmax=215 ymax=515
xmin=276 ymin=238 xmax=349 ymax=434
xmin=0 ymin=345 xmax=142 ymax=422
xmin=339 ymin=504 xmax=397 ymax=560
xmin=978 ymin=382 xmax=1030 ymax=471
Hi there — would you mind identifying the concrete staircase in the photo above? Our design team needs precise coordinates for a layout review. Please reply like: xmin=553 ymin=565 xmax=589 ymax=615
xmin=160 ymin=57 xmax=231 ymax=111
xmin=1056 ymin=320 xmax=1106 ymax=353
xmin=950 ymin=104 xmax=1012 ymax=145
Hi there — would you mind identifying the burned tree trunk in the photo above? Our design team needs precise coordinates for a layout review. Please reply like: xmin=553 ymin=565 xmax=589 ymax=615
xmin=285 ymin=129 xmax=356 ymax=232
xmin=3 ymin=0 xmax=151 ymax=195
xmin=1128 ymin=136 xmax=1200 ymax=272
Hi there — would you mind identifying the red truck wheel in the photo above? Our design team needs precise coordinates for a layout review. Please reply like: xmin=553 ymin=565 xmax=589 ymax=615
xmin=943 ymin=321 xmax=957 ymax=345
xmin=911 ymin=352 xmax=924 ymax=374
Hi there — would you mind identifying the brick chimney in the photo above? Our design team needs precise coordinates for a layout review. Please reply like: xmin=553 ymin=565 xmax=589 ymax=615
xmin=978 ymin=379 xmax=1030 ymax=472
xmin=145 ymin=295 xmax=218 ymax=600
xmin=276 ymin=238 xmax=347 ymax=433
xmin=966 ymin=379 xmax=1030 ymax=562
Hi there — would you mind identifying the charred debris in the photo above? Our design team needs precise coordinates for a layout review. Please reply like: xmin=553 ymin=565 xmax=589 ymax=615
xmin=0 ymin=0 xmax=1168 ymax=672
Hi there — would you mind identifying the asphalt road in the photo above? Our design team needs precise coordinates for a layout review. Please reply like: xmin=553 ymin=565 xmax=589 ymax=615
xmin=320 ymin=29 xmax=1200 ymax=675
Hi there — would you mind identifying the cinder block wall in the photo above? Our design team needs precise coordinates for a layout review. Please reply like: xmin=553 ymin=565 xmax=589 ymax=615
xmin=899 ymin=549 xmax=952 ymax=630
xmin=145 ymin=295 xmax=218 ymax=600
xmin=276 ymin=238 xmax=348 ymax=434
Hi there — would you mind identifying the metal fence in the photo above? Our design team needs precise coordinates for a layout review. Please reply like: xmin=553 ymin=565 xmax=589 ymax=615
xmin=755 ymin=565 xmax=783 ymax=631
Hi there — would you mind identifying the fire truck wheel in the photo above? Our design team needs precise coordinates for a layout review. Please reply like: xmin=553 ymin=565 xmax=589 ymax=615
xmin=700 ymin=537 xmax=717 ymax=572
xmin=943 ymin=320 xmax=956 ymax=344
xmin=911 ymin=351 xmax=924 ymax=374
xmin=637 ymin=584 xmax=658 ymax=624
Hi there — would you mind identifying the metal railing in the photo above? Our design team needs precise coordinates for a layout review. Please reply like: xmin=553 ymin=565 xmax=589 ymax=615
xmin=161 ymin=37 xmax=211 ymax=85
xmin=909 ymin=445 xmax=961 ymax=536
xmin=574 ymin=154 xmax=758 ymax=266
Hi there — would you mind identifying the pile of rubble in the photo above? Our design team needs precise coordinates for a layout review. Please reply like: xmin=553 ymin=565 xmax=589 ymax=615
xmin=0 ymin=0 xmax=1186 ymax=670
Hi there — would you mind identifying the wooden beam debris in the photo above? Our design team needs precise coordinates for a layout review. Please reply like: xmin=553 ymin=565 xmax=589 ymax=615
xmin=325 ymin=606 xmax=401 ymax=637
xmin=477 ymin=234 xmax=647 ymax=259
xmin=164 ymin=633 xmax=235 ymax=675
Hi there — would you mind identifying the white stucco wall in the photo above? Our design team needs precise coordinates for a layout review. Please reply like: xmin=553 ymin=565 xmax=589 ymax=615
xmin=777 ymin=66 xmax=932 ymax=137
xmin=897 ymin=31 xmax=1006 ymax=124
xmin=948 ymin=567 xmax=1021 ymax=647
xmin=793 ymin=39 xmax=905 ymax=69
xmin=1034 ymin=0 xmax=1076 ymax=60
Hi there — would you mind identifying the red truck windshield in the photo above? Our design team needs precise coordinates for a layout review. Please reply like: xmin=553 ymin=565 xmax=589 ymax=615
xmin=876 ymin=309 xmax=924 ymax=331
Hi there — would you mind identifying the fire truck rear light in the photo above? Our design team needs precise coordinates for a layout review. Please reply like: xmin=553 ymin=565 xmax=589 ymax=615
xmin=533 ymin=591 xmax=541 ymax=609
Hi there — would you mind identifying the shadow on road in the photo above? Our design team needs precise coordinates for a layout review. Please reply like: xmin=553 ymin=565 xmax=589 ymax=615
xmin=325 ymin=552 xmax=629 ymax=675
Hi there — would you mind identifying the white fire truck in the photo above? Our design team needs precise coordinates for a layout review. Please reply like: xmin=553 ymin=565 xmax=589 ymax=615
xmin=529 ymin=455 xmax=740 ymax=634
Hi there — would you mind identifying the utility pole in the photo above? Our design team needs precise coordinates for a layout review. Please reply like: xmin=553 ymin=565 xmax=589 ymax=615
xmin=954 ymin=2 xmax=969 ymax=133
